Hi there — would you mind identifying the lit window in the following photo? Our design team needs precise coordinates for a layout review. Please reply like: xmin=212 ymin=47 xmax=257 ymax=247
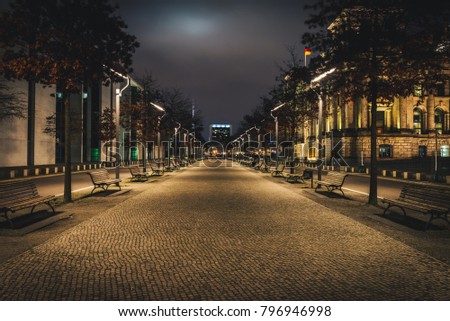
xmin=441 ymin=145 xmax=450 ymax=158
xmin=435 ymin=108 xmax=444 ymax=134
xmin=379 ymin=144 xmax=392 ymax=158
xmin=413 ymin=108 xmax=422 ymax=134
xmin=413 ymin=85 xmax=422 ymax=97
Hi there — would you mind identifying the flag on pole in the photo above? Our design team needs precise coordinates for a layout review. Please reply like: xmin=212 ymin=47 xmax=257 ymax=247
xmin=304 ymin=47 xmax=311 ymax=67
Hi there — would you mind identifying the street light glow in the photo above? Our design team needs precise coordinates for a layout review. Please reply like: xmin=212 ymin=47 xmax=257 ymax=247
xmin=271 ymin=102 xmax=286 ymax=112
xmin=311 ymin=68 xmax=336 ymax=83
xmin=150 ymin=102 xmax=165 ymax=112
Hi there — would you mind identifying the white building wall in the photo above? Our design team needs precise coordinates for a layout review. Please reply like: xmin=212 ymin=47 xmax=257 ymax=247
xmin=0 ymin=79 xmax=28 ymax=167
xmin=35 ymin=84 xmax=56 ymax=165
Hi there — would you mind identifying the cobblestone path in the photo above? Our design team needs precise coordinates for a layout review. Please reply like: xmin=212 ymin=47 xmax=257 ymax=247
xmin=0 ymin=164 xmax=449 ymax=300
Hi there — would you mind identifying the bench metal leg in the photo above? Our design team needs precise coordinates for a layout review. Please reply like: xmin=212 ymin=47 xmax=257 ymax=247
xmin=383 ymin=204 xmax=407 ymax=216
xmin=46 ymin=201 xmax=56 ymax=215
xmin=32 ymin=202 xmax=56 ymax=215
xmin=425 ymin=211 xmax=450 ymax=230
xmin=2 ymin=209 xmax=14 ymax=229
xmin=91 ymin=185 xmax=105 ymax=194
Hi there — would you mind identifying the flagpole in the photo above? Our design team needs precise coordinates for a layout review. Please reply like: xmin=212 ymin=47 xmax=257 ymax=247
xmin=304 ymin=47 xmax=311 ymax=67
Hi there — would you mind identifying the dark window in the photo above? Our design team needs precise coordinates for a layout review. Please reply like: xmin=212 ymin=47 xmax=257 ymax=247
xmin=379 ymin=144 xmax=392 ymax=158
xmin=418 ymin=145 xmax=427 ymax=157
xmin=376 ymin=111 xmax=385 ymax=133
xmin=436 ymin=83 xmax=445 ymax=97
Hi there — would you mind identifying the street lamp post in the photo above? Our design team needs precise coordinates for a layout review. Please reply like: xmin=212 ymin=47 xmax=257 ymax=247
xmin=179 ymin=128 xmax=189 ymax=160
xmin=270 ymin=103 xmax=286 ymax=164
xmin=174 ymin=122 xmax=181 ymax=161
xmin=150 ymin=102 xmax=166 ymax=166
xmin=310 ymin=68 xmax=336 ymax=183
xmin=114 ymin=76 xmax=130 ymax=179
xmin=188 ymin=132 xmax=196 ymax=161
xmin=245 ymin=125 xmax=260 ymax=157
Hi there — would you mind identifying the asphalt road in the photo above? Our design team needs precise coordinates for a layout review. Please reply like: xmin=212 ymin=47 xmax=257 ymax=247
xmin=32 ymin=167 xmax=132 ymax=197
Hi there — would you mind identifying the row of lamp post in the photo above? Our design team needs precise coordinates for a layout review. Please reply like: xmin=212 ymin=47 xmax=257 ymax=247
xmin=235 ymin=68 xmax=336 ymax=180
xmin=114 ymin=67 xmax=335 ymax=180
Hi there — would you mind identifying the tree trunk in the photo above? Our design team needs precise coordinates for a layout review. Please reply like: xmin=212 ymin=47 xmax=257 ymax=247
xmin=64 ymin=92 xmax=72 ymax=203
xmin=369 ymin=84 xmax=378 ymax=205
xmin=368 ymin=7 xmax=380 ymax=206
xmin=27 ymin=80 xmax=35 ymax=167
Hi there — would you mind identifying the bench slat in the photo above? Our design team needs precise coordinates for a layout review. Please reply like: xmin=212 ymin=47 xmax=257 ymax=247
xmin=382 ymin=183 xmax=450 ymax=229
xmin=0 ymin=180 xmax=56 ymax=228
xmin=315 ymin=172 xmax=348 ymax=196
xmin=87 ymin=168 xmax=122 ymax=194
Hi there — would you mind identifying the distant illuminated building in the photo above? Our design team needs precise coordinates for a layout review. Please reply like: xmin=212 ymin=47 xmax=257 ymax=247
xmin=209 ymin=124 xmax=232 ymax=142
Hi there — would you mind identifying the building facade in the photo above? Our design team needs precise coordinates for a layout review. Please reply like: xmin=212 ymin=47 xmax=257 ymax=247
xmin=0 ymin=76 xmax=140 ymax=171
xmin=297 ymin=88 xmax=450 ymax=165
xmin=209 ymin=124 xmax=232 ymax=143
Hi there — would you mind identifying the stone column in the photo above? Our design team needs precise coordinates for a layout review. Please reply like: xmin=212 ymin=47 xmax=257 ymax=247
xmin=344 ymin=100 xmax=354 ymax=130
xmin=361 ymin=97 xmax=368 ymax=130
xmin=332 ymin=97 xmax=338 ymax=130
xmin=391 ymin=97 xmax=399 ymax=130
xmin=399 ymin=96 xmax=407 ymax=131
xmin=426 ymin=94 xmax=435 ymax=132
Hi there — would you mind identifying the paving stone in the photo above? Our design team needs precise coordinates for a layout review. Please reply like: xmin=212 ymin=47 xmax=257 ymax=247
xmin=0 ymin=162 xmax=448 ymax=300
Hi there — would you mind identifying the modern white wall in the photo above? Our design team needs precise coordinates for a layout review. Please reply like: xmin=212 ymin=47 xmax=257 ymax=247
xmin=0 ymin=79 xmax=28 ymax=167
xmin=35 ymin=84 xmax=56 ymax=165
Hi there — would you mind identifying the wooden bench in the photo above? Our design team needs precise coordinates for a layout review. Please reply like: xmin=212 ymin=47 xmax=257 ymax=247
xmin=128 ymin=167 xmax=149 ymax=181
xmin=286 ymin=166 xmax=312 ymax=183
xmin=0 ymin=180 xmax=56 ymax=228
xmin=315 ymin=171 xmax=348 ymax=196
xmin=149 ymin=163 xmax=164 ymax=176
xmin=240 ymin=157 xmax=253 ymax=167
xmin=87 ymin=168 xmax=121 ymax=194
xmin=271 ymin=162 xmax=286 ymax=177
xmin=381 ymin=184 xmax=450 ymax=230
xmin=165 ymin=159 xmax=179 ymax=172
xmin=252 ymin=159 xmax=268 ymax=171
xmin=259 ymin=161 xmax=271 ymax=173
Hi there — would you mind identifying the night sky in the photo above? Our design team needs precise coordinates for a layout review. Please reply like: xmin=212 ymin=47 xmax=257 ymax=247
xmin=114 ymin=0 xmax=310 ymax=135
xmin=0 ymin=0 xmax=311 ymax=136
